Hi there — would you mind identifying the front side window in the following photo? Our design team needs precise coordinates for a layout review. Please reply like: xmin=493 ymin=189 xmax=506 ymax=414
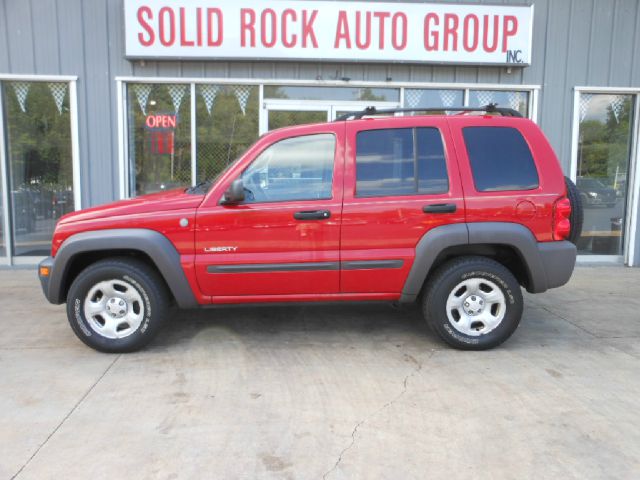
xmin=356 ymin=127 xmax=448 ymax=197
xmin=463 ymin=127 xmax=539 ymax=192
xmin=240 ymin=134 xmax=335 ymax=203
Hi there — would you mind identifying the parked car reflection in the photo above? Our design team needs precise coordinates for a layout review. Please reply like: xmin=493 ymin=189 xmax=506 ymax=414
xmin=576 ymin=177 xmax=617 ymax=208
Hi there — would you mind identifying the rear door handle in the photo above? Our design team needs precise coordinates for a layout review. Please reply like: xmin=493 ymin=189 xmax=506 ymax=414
xmin=293 ymin=210 xmax=331 ymax=220
xmin=423 ymin=203 xmax=457 ymax=214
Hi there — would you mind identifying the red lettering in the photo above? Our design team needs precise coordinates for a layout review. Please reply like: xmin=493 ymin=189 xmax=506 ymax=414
xmin=302 ymin=10 xmax=318 ymax=48
xmin=207 ymin=8 xmax=223 ymax=47
xmin=502 ymin=15 xmax=518 ymax=52
xmin=166 ymin=116 xmax=176 ymax=128
xmin=179 ymin=8 xmax=194 ymax=46
xmin=282 ymin=9 xmax=297 ymax=48
xmin=261 ymin=8 xmax=277 ymax=48
xmin=424 ymin=13 xmax=439 ymax=51
xmin=443 ymin=14 xmax=458 ymax=51
xmin=355 ymin=12 xmax=371 ymax=50
xmin=158 ymin=7 xmax=175 ymax=46
xmin=483 ymin=15 xmax=499 ymax=52
xmin=196 ymin=8 xmax=202 ymax=46
xmin=240 ymin=9 xmax=256 ymax=47
xmin=334 ymin=10 xmax=351 ymax=49
xmin=391 ymin=12 xmax=407 ymax=50
xmin=373 ymin=12 xmax=390 ymax=49
xmin=137 ymin=6 xmax=155 ymax=46
xmin=463 ymin=14 xmax=479 ymax=52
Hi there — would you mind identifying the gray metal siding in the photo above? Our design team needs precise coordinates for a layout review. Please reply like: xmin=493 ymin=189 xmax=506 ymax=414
xmin=1 ymin=0 xmax=640 ymax=263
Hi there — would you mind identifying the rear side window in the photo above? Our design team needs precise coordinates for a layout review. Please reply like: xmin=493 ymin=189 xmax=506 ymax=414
xmin=463 ymin=127 xmax=539 ymax=192
xmin=356 ymin=127 xmax=448 ymax=197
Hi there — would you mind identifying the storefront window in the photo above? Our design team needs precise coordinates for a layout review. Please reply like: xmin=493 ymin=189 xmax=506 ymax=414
xmin=127 ymin=83 xmax=191 ymax=196
xmin=576 ymin=93 xmax=634 ymax=256
xmin=469 ymin=90 xmax=529 ymax=116
xmin=2 ymin=81 xmax=74 ymax=256
xmin=403 ymin=89 xmax=464 ymax=112
xmin=264 ymin=85 xmax=400 ymax=102
xmin=268 ymin=110 xmax=327 ymax=130
xmin=195 ymin=85 xmax=259 ymax=183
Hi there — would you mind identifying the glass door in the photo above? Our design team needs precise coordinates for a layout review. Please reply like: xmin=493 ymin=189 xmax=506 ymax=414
xmin=574 ymin=92 xmax=635 ymax=258
xmin=262 ymin=100 xmax=400 ymax=133
xmin=266 ymin=104 xmax=330 ymax=131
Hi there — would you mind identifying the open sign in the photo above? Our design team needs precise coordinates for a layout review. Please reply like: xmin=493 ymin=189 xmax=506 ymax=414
xmin=145 ymin=113 xmax=177 ymax=130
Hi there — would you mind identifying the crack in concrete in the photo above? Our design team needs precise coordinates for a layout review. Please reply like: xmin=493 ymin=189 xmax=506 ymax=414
xmin=321 ymin=350 xmax=435 ymax=480
xmin=11 ymin=355 xmax=121 ymax=480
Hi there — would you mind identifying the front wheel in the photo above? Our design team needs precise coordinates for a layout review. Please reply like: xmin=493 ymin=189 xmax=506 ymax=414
xmin=66 ymin=258 xmax=170 ymax=353
xmin=422 ymin=256 xmax=523 ymax=350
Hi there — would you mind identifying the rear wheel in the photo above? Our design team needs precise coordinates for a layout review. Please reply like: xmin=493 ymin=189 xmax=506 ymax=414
xmin=565 ymin=176 xmax=584 ymax=244
xmin=422 ymin=256 xmax=523 ymax=350
xmin=66 ymin=258 xmax=170 ymax=353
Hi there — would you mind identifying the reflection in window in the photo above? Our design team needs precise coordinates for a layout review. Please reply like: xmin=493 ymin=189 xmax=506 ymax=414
xmin=356 ymin=128 xmax=448 ymax=197
xmin=2 ymin=81 xmax=74 ymax=256
xmin=469 ymin=90 xmax=529 ymax=116
xmin=196 ymin=85 xmax=259 ymax=183
xmin=576 ymin=93 xmax=634 ymax=255
xmin=241 ymin=134 xmax=335 ymax=203
xmin=127 ymin=83 xmax=191 ymax=196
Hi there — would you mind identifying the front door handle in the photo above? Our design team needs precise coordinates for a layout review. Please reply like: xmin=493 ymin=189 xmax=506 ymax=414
xmin=423 ymin=203 xmax=457 ymax=214
xmin=294 ymin=210 xmax=331 ymax=220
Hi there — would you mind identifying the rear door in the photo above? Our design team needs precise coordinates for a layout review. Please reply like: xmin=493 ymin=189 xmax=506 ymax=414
xmin=340 ymin=117 xmax=465 ymax=294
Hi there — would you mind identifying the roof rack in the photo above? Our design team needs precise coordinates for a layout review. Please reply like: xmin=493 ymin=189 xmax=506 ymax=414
xmin=334 ymin=103 xmax=523 ymax=121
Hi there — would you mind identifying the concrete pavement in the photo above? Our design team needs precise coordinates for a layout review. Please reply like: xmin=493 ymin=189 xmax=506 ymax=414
xmin=1 ymin=266 xmax=639 ymax=479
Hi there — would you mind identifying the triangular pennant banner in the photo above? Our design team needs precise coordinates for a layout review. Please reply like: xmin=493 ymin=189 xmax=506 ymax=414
xmin=610 ymin=96 xmax=625 ymax=124
xmin=167 ymin=84 xmax=187 ymax=113
xmin=233 ymin=86 xmax=251 ymax=115
xmin=439 ymin=90 xmax=457 ymax=108
xmin=200 ymin=85 xmax=220 ymax=115
xmin=404 ymin=89 xmax=423 ymax=108
xmin=11 ymin=82 xmax=30 ymax=113
xmin=475 ymin=91 xmax=494 ymax=107
xmin=132 ymin=84 xmax=152 ymax=115
xmin=579 ymin=93 xmax=593 ymax=122
xmin=507 ymin=91 xmax=523 ymax=111
xmin=48 ymin=83 xmax=67 ymax=115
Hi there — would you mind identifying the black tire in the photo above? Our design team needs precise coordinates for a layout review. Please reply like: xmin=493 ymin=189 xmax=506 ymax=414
xmin=66 ymin=258 xmax=170 ymax=353
xmin=422 ymin=256 xmax=523 ymax=350
xmin=564 ymin=176 xmax=583 ymax=245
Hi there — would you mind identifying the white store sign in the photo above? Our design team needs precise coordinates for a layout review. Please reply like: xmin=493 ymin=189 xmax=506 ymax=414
xmin=124 ymin=0 xmax=533 ymax=66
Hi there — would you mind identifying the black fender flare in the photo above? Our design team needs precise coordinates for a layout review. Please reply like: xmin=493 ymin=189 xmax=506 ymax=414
xmin=399 ymin=222 xmax=576 ymax=302
xmin=45 ymin=228 xmax=198 ymax=308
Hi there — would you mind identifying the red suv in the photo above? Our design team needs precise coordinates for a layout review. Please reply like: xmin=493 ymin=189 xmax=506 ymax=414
xmin=38 ymin=105 xmax=582 ymax=352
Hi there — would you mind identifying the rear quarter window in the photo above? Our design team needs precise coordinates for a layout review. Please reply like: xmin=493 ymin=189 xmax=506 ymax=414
xmin=463 ymin=126 xmax=539 ymax=192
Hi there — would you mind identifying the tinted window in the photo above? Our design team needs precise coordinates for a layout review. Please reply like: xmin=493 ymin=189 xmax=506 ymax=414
xmin=463 ymin=127 xmax=539 ymax=192
xmin=356 ymin=128 xmax=448 ymax=197
xmin=241 ymin=134 xmax=335 ymax=203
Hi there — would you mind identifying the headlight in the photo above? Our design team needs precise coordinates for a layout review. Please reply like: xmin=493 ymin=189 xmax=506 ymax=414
xmin=587 ymin=192 xmax=598 ymax=198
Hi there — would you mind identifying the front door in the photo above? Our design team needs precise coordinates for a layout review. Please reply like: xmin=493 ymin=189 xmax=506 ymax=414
xmin=194 ymin=123 xmax=345 ymax=299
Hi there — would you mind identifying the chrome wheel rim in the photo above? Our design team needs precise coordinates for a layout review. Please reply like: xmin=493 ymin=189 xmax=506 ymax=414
xmin=83 ymin=279 xmax=145 ymax=339
xmin=445 ymin=278 xmax=506 ymax=337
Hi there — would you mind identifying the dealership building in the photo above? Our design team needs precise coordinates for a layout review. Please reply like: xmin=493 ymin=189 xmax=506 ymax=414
xmin=1 ymin=0 xmax=639 ymax=266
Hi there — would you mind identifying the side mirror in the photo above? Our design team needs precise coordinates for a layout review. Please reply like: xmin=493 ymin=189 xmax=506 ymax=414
xmin=221 ymin=179 xmax=245 ymax=205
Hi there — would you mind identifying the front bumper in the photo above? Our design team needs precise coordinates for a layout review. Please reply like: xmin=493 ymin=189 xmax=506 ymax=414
xmin=38 ymin=257 xmax=57 ymax=304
